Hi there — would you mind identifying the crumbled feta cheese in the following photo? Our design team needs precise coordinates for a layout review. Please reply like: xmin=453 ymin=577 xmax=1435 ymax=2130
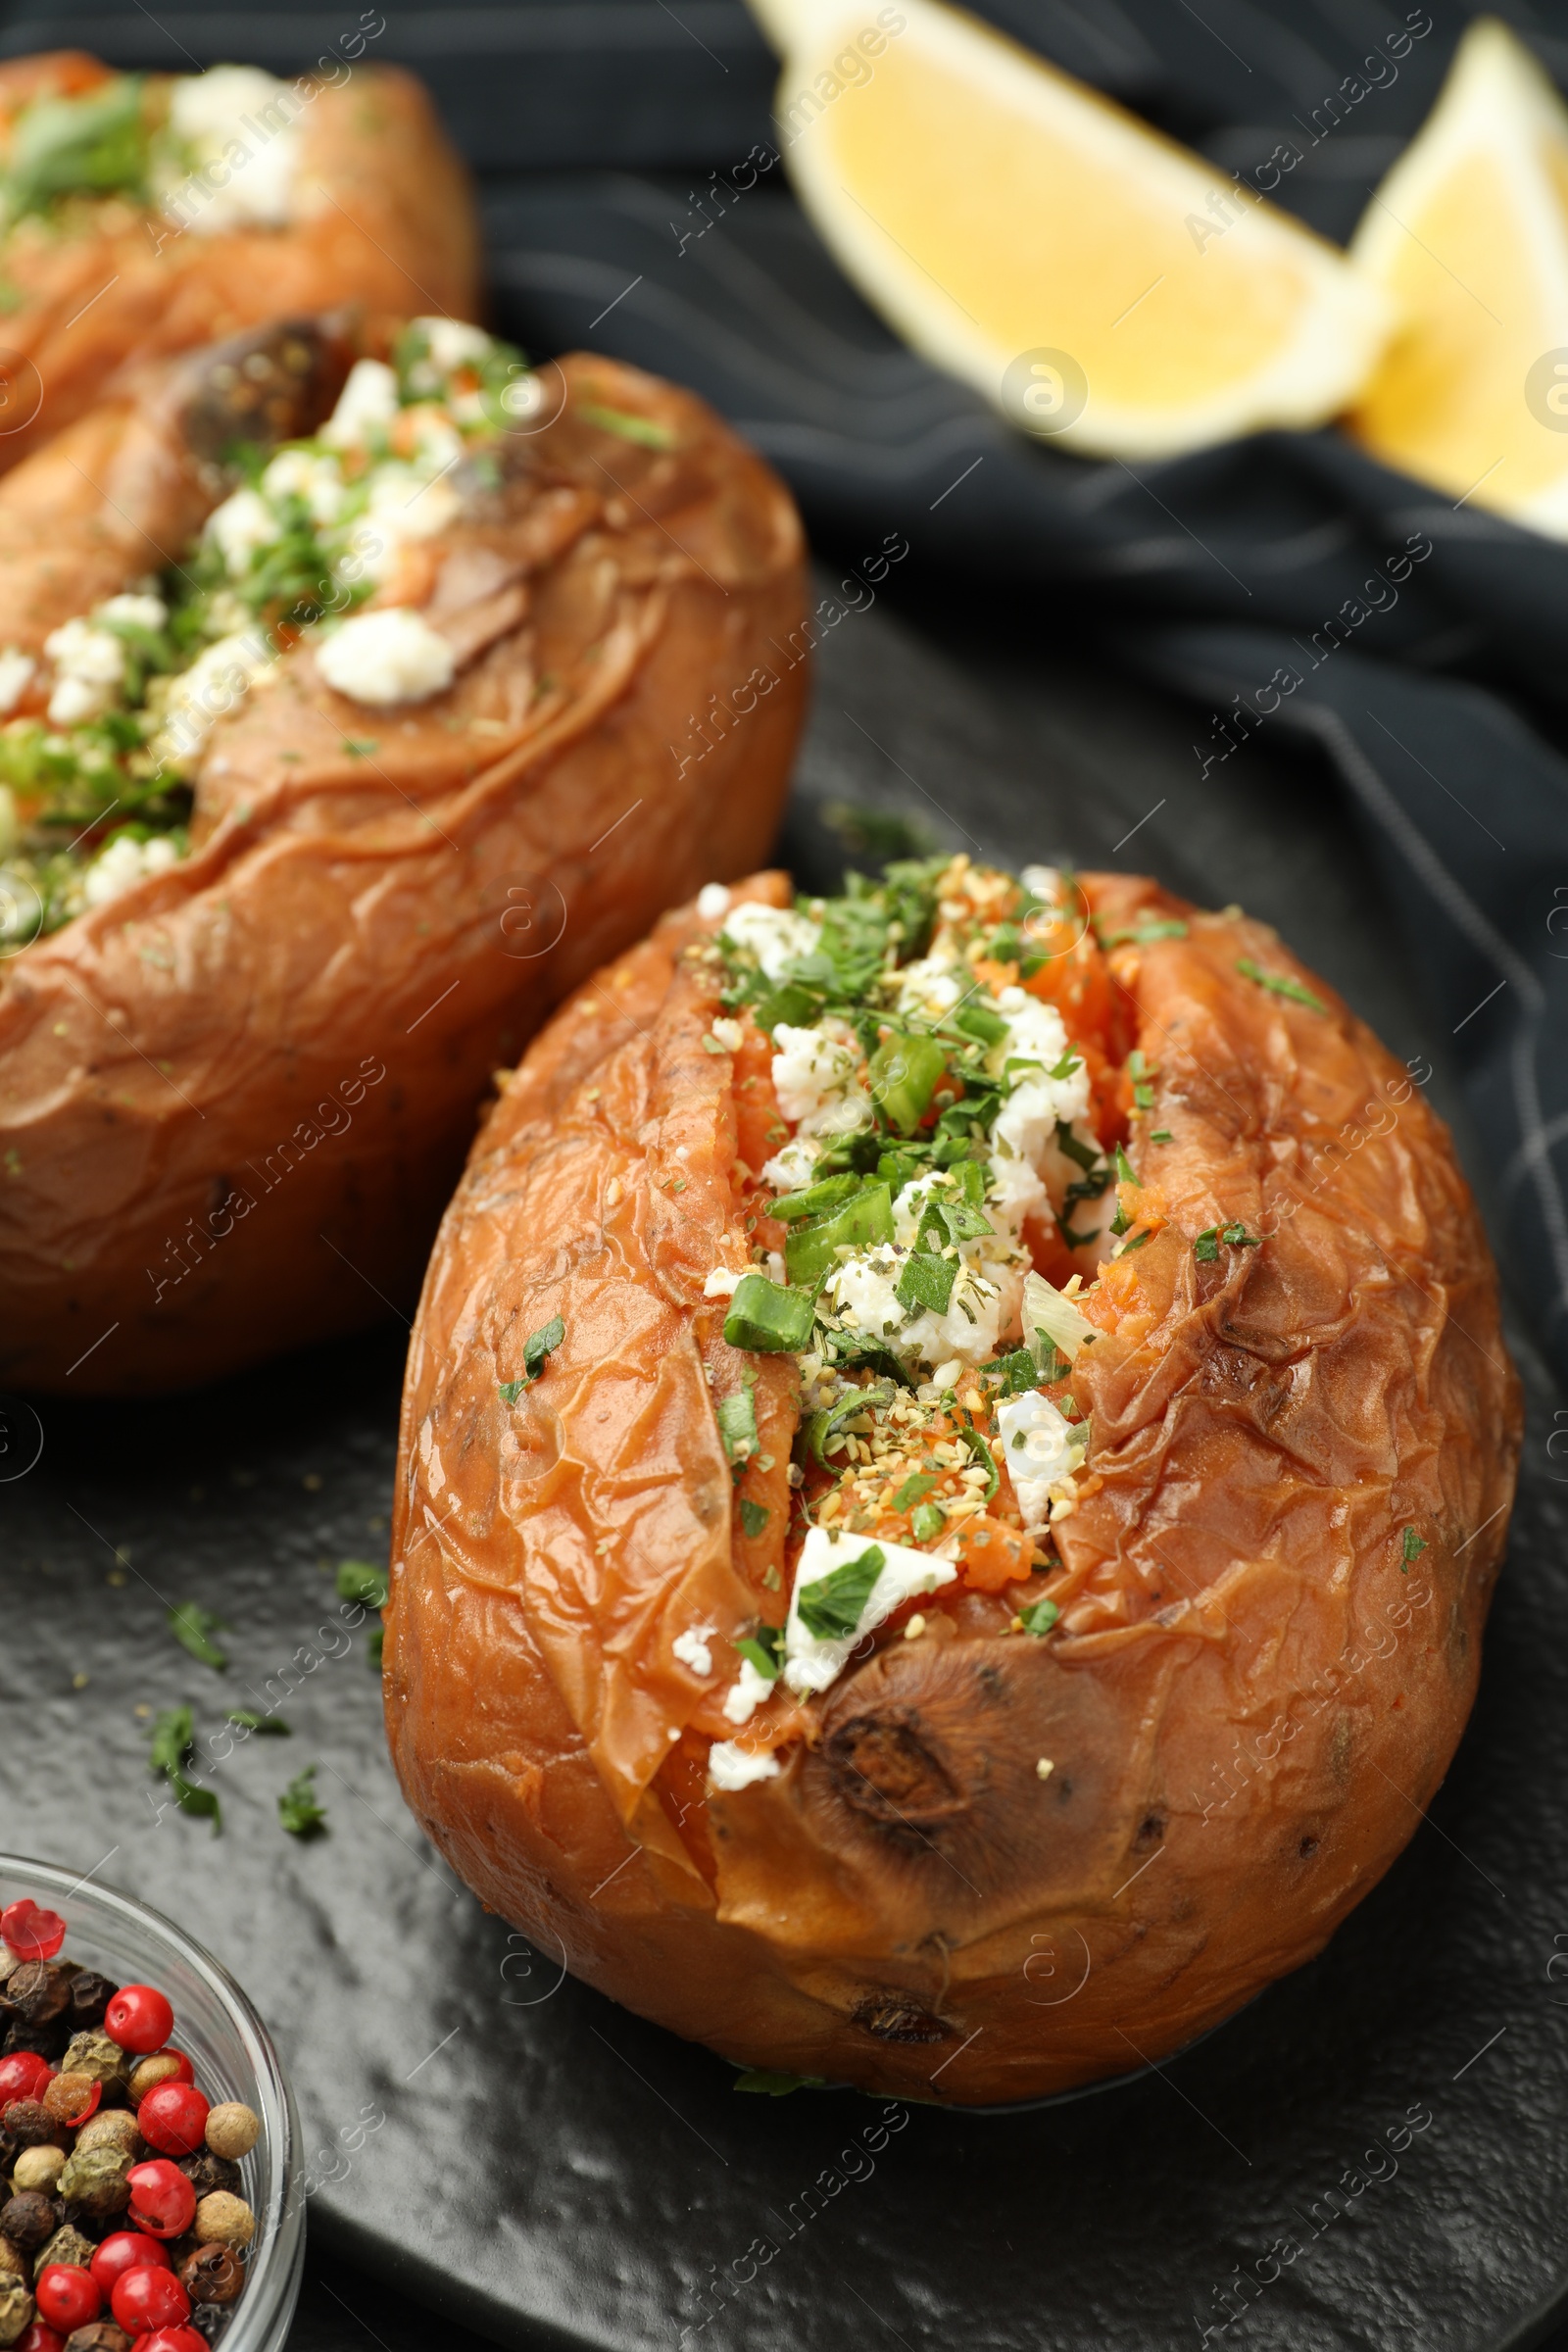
xmin=205 ymin=486 xmax=278 ymax=577
xmin=760 ymin=1137 xmax=819 ymax=1193
xmin=696 ymin=881 xmax=731 ymax=920
xmin=1020 ymin=863 xmax=1063 ymax=905
xmin=721 ymin=900 xmax=820 ymax=981
xmin=721 ymin=1657 xmax=775 ymax=1726
xmin=709 ymin=1016 xmax=744 ymax=1051
xmin=782 ymin=1526 xmax=956 ymax=1697
xmin=672 ymin=1628 xmax=714 ymax=1678
xmin=997 ymin=1388 xmax=1081 ymax=1532
xmin=82 ymin=832 xmax=182 ymax=909
xmin=707 ymin=1739 xmax=781 ymax=1790
xmin=98 ymin=593 xmax=168 ymax=634
xmin=43 ymin=615 xmax=127 ymax=725
xmin=321 ymin=359 xmax=401 ymax=451
xmin=150 ymin=628 xmax=272 ymax=768
xmin=896 ymin=951 xmax=962 ymax=1020
xmin=169 ymin=67 xmax=301 ymax=230
xmin=368 ymin=454 xmax=463 ymax=542
xmin=702 ymin=1267 xmax=742 ymax=1298
xmin=316 ymin=609 xmax=455 ymax=707
xmin=0 ymin=648 xmax=33 ymax=714
xmin=771 ymin=1022 xmax=868 ymax=1138
xmin=261 ymin=447 xmax=349 ymax=527
xmin=410 ymin=317 xmax=494 ymax=384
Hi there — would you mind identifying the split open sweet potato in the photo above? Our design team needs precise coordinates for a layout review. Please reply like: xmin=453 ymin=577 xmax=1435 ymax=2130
xmin=0 ymin=51 xmax=478 ymax=471
xmin=387 ymin=859 xmax=1519 ymax=2104
xmin=0 ymin=326 xmax=808 ymax=1392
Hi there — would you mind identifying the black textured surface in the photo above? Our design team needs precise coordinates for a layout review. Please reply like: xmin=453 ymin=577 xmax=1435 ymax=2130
xmin=4 ymin=589 xmax=1566 ymax=2352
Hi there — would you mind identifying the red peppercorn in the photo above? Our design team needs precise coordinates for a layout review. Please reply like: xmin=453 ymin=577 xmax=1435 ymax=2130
xmin=124 ymin=2159 xmax=197 ymax=2239
xmin=111 ymin=2264 xmax=190 ymax=2335
xmin=103 ymin=1985 xmax=174 ymax=2055
xmin=90 ymin=2232 xmax=173 ymax=2294
xmin=0 ymin=1900 xmax=67 ymax=1961
xmin=136 ymin=2082 xmax=209 ymax=2158
xmin=15 ymin=2326 xmax=65 ymax=2352
xmin=0 ymin=2051 xmax=52 ymax=2103
xmin=139 ymin=2332 xmax=207 ymax=2352
xmin=34 ymin=2267 xmax=102 ymax=2332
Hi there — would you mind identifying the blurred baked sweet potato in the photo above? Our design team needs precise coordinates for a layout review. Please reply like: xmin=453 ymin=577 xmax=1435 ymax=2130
xmin=0 ymin=323 xmax=808 ymax=1392
xmin=0 ymin=51 xmax=477 ymax=471
xmin=387 ymin=858 xmax=1520 ymax=2104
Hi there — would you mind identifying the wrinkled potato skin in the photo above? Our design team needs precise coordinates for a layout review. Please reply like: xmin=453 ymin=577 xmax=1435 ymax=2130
xmin=0 ymin=357 xmax=808 ymax=1393
xmin=387 ymin=871 xmax=1520 ymax=2105
xmin=0 ymin=54 xmax=478 ymax=471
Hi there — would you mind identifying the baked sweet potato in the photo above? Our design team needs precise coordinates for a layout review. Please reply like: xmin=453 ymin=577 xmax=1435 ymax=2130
xmin=388 ymin=857 xmax=1520 ymax=2104
xmin=0 ymin=325 xmax=808 ymax=1393
xmin=0 ymin=51 xmax=477 ymax=472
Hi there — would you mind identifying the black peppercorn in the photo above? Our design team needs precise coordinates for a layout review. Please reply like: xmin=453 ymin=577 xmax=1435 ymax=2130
xmin=177 ymin=2151 xmax=241 ymax=2199
xmin=0 ymin=2098 xmax=54 ymax=2149
xmin=7 ymin=1965 xmax=69 ymax=2034
xmin=179 ymin=2243 xmax=245 ymax=2305
xmin=189 ymin=2307 xmax=228 ymax=2346
xmin=3 ymin=2017 xmax=67 ymax=2059
xmin=67 ymin=1973 xmax=115 ymax=2032
xmin=0 ymin=2189 xmax=55 ymax=2254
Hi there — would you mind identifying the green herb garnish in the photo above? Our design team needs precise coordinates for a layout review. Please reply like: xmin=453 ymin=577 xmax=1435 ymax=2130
xmin=226 ymin=1710 xmax=290 ymax=1735
xmin=148 ymin=1705 xmax=221 ymax=1835
xmin=1018 ymin=1595 xmax=1060 ymax=1638
xmin=893 ymin=1471 xmax=937 ymax=1511
xmin=499 ymin=1313 xmax=565 ymax=1403
xmin=169 ymin=1602 xmax=228 ymax=1673
xmin=278 ymin=1765 xmax=328 ymax=1839
xmin=577 ymin=402 xmax=677 ymax=450
xmin=733 ymin=1624 xmax=784 ymax=1679
xmin=716 ymin=1383 xmax=759 ymax=1470
xmin=910 ymin=1500 xmax=947 ymax=1542
xmin=739 ymin=1498 xmax=771 ymax=1539
xmin=1236 ymin=957 xmax=1327 ymax=1014
xmin=1401 ymin=1526 xmax=1428 ymax=1570
xmin=336 ymin=1560 xmax=389 ymax=1609
xmin=796 ymin=1544 xmax=885 ymax=1640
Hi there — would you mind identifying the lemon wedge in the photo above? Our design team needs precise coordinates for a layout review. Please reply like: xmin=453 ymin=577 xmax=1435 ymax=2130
xmin=1348 ymin=19 xmax=1568 ymax=534
xmin=747 ymin=0 xmax=1393 ymax=460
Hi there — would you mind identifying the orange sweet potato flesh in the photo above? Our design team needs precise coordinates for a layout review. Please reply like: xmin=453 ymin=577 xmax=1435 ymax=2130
xmin=0 ymin=54 xmax=478 ymax=471
xmin=0 ymin=351 xmax=808 ymax=1393
xmin=387 ymin=870 xmax=1521 ymax=2104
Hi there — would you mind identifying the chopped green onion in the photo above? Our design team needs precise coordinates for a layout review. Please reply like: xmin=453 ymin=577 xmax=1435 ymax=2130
xmin=804 ymin=1381 xmax=895 ymax=1469
xmin=1236 ymin=957 xmax=1327 ymax=1014
xmin=733 ymin=1624 xmax=784 ymax=1678
xmin=724 ymin=1273 xmax=816 ymax=1353
xmin=869 ymin=1032 xmax=947 ymax=1135
xmin=785 ymin=1182 xmax=895 ymax=1286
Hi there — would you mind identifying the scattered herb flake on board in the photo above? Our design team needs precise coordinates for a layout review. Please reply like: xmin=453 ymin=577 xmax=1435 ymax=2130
xmin=1018 ymin=1596 xmax=1060 ymax=1638
xmin=1401 ymin=1527 xmax=1428 ymax=1570
xmin=278 ymin=1766 xmax=328 ymax=1839
xmin=797 ymin=1546 xmax=884 ymax=1641
xmin=739 ymin=1498 xmax=771 ymax=1539
xmin=336 ymin=1560 xmax=389 ymax=1609
xmin=227 ymin=1709 xmax=290 ymax=1734
xmin=169 ymin=1601 xmax=228 ymax=1672
xmin=1236 ymin=957 xmax=1327 ymax=1014
xmin=148 ymin=1704 xmax=220 ymax=1835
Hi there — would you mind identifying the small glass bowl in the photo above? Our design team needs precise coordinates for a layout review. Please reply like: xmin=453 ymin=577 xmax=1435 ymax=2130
xmin=0 ymin=1852 xmax=303 ymax=2351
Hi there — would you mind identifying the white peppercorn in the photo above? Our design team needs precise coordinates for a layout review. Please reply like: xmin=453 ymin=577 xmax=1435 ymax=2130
xmin=192 ymin=2190 xmax=255 ymax=2249
xmin=203 ymin=2102 xmax=260 ymax=2161
xmin=11 ymin=2144 xmax=65 ymax=2193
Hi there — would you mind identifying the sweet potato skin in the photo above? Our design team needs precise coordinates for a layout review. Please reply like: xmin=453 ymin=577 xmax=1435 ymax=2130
xmin=0 ymin=356 xmax=808 ymax=1393
xmin=0 ymin=56 xmax=478 ymax=472
xmin=386 ymin=872 xmax=1521 ymax=2104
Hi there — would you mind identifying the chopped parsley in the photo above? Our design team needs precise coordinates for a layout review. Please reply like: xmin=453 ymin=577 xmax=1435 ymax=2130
xmin=168 ymin=1601 xmax=227 ymax=1673
xmin=148 ymin=1705 xmax=220 ymax=1835
xmin=499 ymin=1314 xmax=565 ymax=1401
xmin=740 ymin=1498 xmax=772 ymax=1539
xmin=1018 ymin=1596 xmax=1060 ymax=1638
xmin=1195 ymin=1222 xmax=1261 ymax=1261
xmin=1401 ymin=1526 xmax=1428 ymax=1570
xmin=716 ymin=1383 xmax=760 ymax=1470
xmin=278 ymin=1765 xmax=328 ymax=1840
xmin=226 ymin=1710 xmax=290 ymax=1735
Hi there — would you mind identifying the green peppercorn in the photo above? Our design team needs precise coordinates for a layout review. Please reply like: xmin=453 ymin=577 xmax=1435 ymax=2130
xmin=61 ymin=2029 xmax=128 ymax=2087
xmin=32 ymin=2222 xmax=95 ymax=2281
xmin=0 ymin=2276 xmax=35 ymax=2350
xmin=58 ymin=2140 xmax=131 ymax=2219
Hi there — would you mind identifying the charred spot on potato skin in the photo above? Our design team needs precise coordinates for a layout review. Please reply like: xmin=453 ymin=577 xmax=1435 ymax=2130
xmin=825 ymin=1709 xmax=970 ymax=1829
xmin=850 ymin=1991 xmax=954 ymax=2043
xmin=177 ymin=317 xmax=352 ymax=466
xmin=1298 ymin=1834 xmax=1320 ymax=1858
xmin=975 ymin=1663 xmax=1006 ymax=1702
xmin=1137 ymin=1813 xmax=1164 ymax=1843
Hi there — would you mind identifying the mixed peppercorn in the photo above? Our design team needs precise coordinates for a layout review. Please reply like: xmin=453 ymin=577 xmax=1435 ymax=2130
xmin=0 ymin=1899 xmax=260 ymax=2352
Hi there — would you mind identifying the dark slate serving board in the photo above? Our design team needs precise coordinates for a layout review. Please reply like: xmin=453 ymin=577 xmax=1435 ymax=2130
xmin=3 ymin=585 xmax=1566 ymax=2352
